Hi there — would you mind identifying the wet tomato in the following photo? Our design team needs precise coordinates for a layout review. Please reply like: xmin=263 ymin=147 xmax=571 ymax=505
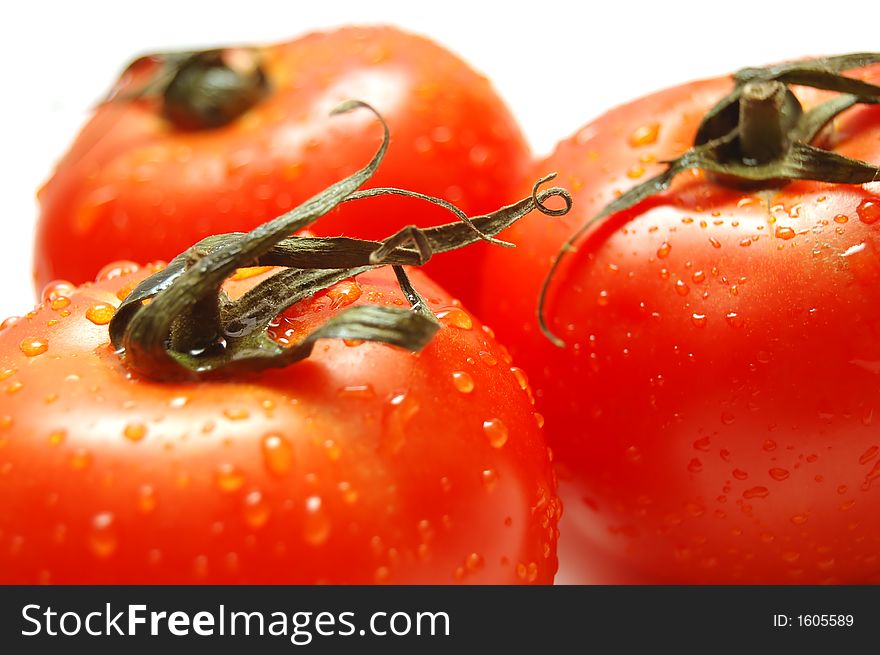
xmin=0 ymin=265 xmax=558 ymax=583
xmin=479 ymin=58 xmax=880 ymax=582
xmin=34 ymin=26 xmax=530 ymax=306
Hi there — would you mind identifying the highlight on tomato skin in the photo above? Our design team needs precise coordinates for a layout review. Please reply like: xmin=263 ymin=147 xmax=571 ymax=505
xmin=33 ymin=25 xmax=531 ymax=308
xmin=0 ymin=264 xmax=559 ymax=584
xmin=478 ymin=59 xmax=880 ymax=583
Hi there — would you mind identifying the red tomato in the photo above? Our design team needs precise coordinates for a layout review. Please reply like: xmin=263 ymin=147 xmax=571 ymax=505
xmin=34 ymin=26 xmax=530 ymax=306
xmin=0 ymin=265 xmax=558 ymax=583
xmin=479 ymin=61 xmax=880 ymax=582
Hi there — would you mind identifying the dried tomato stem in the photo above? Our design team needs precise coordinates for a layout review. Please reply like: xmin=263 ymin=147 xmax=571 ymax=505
xmin=738 ymin=80 xmax=798 ymax=164
xmin=109 ymin=103 xmax=571 ymax=381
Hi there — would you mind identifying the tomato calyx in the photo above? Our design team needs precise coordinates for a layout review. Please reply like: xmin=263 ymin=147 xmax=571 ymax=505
xmin=537 ymin=52 xmax=880 ymax=347
xmin=161 ymin=48 xmax=269 ymax=130
xmin=109 ymin=101 xmax=572 ymax=381
xmin=111 ymin=47 xmax=269 ymax=130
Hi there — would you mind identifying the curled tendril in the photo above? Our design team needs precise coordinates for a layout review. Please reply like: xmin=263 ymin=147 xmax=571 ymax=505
xmin=531 ymin=173 xmax=572 ymax=217
xmin=538 ymin=53 xmax=880 ymax=348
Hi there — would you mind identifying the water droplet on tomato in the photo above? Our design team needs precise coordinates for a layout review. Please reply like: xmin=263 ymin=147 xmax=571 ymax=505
xmin=169 ymin=395 xmax=189 ymax=408
xmin=863 ymin=460 xmax=880 ymax=490
xmin=834 ymin=214 xmax=849 ymax=224
xmin=0 ymin=316 xmax=20 ymax=332
xmin=123 ymin=422 xmax=147 ymax=442
xmin=304 ymin=495 xmax=330 ymax=545
xmin=86 ymin=304 xmax=115 ymax=325
xmin=381 ymin=393 xmax=419 ymax=455
xmin=19 ymin=337 xmax=48 ymax=357
xmin=451 ymin=371 xmax=474 ymax=394
xmin=326 ymin=280 xmax=362 ymax=309
xmin=89 ymin=512 xmax=117 ymax=558
xmin=436 ymin=307 xmax=473 ymax=330
xmin=688 ymin=458 xmax=703 ymax=473
xmin=70 ymin=449 xmax=92 ymax=471
xmin=483 ymin=418 xmax=509 ymax=448
xmin=96 ymin=261 xmax=140 ymax=282
xmin=243 ymin=491 xmax=270 ymax=528
xmin=478 ymin=351 xmax=498 ymax=367
xmin=627 ymin=165 xmax=645 ymax=179
xmin=223 ymin=408 xmax=250 ymax=421
xmin=625 ymin=446 xmax=642 ymax=462
xmin=217 ymin=464 xmax=246 ymax=493
xmin=657 ymin=241 xmax=672 ymax=258
xmin=510 ymin=367 xmax=529 ymax=391
xmin=338 ymin=480 xmax=358 ymax=505
xmin=337 ymin=384 xmax=375 ymax=399
xmin=465 ymin=552 xmax=484 ymax=571
xmin=323 ymin=439 xmax=342 ymax=462
xmin=138 ymin=485 xmax=157 ymax=513
xmin=374 ymin=566 xmax=391 ymax=583
xmin=743 ymin=486 xmax=769 ymax=499
xmin=534 ymin=412 xmax=545 ymax=428
xmin=857 ymin=198 xmax=880 ymax=224
xmin=41 ymin=280 xmax=76 ymax=304
xmin=50 ymin=296 xmax=71 ymax=311
xmin=481 ymin=468 xmax=498 ymax=491
xmin=432 ymin=125 xmax=453 ymax=143
xmin=675 ymin=280 xmax=690 ymax=296
xmin=724 ymin=312 xmax=743 ymax=328
xmin=769 ymin=467 xmax=790 ymax=481
xmin=629 ymin=122 xmax=660 ymax=147
xmin=190 ymin=554 xmax=210 ymax=579
xmin=733 ymin=469 xmax=749 ymax=480
xmin=262 ymin=434 xmax=293 ymax=477
xmin=859 ymin=445 xmax=878 ymax=464
xmin=775 ymin=226 xmax=796 ymax=240
xmin=817 ymin=557 xmax=835 ymax=570
xmin=526 ymin=562 xmax=539 ymax=582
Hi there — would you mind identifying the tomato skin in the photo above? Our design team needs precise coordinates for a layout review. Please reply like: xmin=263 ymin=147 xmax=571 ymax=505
xmin=0 ymin=266 xmax=558 ymax=584
xmin=479 ymin=64 xmax=880 ymax=583
xmin=34 ymin=26 xmax=530 ymax=306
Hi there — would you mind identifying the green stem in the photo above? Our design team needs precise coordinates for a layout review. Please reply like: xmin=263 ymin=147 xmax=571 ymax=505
xmin=737 ymin=80 xmax=791 ymax=164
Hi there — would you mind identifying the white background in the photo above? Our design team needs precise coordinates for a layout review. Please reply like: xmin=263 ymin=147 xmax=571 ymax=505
xmin=1 ymin=0 xmax=877 ymax=318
